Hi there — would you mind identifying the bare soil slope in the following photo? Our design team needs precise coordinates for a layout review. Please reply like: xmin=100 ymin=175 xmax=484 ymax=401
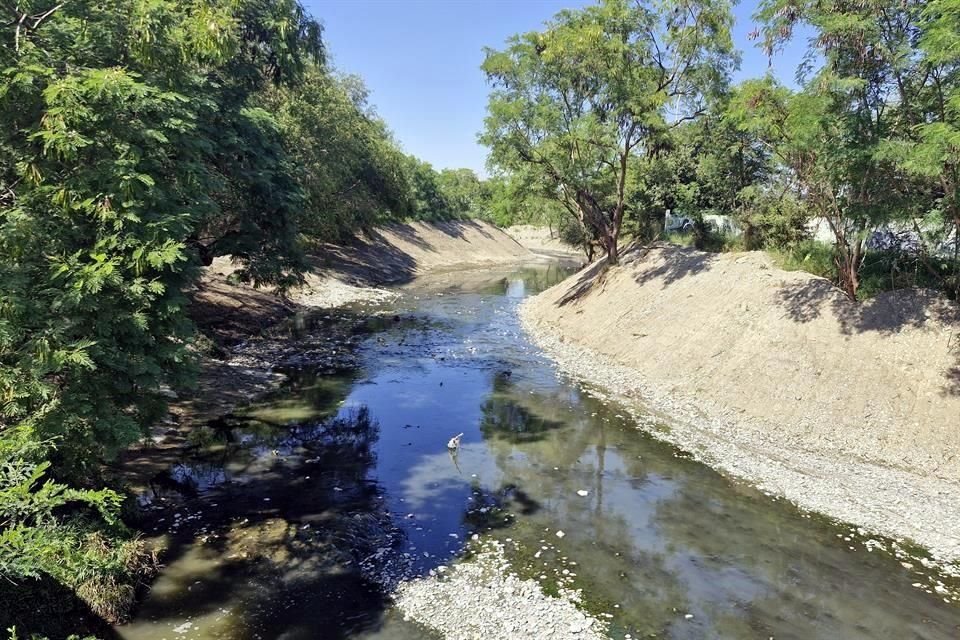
xmin=523 ymin=243 xmax=960 ymax=566
xmin=309 ymin=219 xmax=532 ymax=284
xmin=505 ymin=224 xmax=582 ymax=259
xmin=196 ymin=220 xmax=532 ymax=339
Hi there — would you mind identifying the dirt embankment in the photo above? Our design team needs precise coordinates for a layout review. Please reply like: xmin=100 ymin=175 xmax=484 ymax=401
xmin=522 ymin=242 xmax=960 ymax=569
xmin=194 ymin=220 xmax=532 ymax=343
xmin=186 ymin=220 xmax=533 ymax=411
xmin=505 ymin=224 xmax=583 ymax=259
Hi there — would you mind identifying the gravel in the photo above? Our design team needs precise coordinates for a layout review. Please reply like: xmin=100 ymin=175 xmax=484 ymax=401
xmin=292 ymin=276 xmax=399 ymax=308
xmin=392 ymin=539 xmax=607 ymax=640
xmin=520 ymin=301 xmax=960 ymax=579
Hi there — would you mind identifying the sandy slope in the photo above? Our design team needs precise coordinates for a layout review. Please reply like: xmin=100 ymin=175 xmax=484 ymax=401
xmin=523 ymin=242 xmax=960 ymax=567
xmin=186 ymin=219 xmax=535 ymax=414
xmin=505 ymin=224 xmax=583 ymax=258
xmin=195 ymin=220 xmax=532 ymax=333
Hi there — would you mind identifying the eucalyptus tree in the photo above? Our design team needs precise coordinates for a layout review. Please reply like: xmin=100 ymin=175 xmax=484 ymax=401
xmin=481 ymin=0 xmax=736 ymax=264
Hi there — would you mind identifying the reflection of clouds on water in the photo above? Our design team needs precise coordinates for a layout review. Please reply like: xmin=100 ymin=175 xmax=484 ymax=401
xmin=505 ymin=279 xmax=527 ymax=298
xmin=397 ymin=443 xmax=502 ymax=511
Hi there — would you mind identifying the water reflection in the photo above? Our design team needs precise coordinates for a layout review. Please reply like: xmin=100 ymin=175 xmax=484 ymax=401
xmin=120 ymin=263 xmax=960 ymax=640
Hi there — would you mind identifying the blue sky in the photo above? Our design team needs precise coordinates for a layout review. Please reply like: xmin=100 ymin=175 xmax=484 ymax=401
xmin=306 ymin=1 xmax=810 ymax=175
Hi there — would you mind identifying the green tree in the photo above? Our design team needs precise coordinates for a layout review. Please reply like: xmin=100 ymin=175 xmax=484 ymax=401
xmin=269 ymin=68 xmax=411 ymax=242
xmin=0 ymin=0 xmax=321 ymax=622
xmin=437 ymin=168 xmax=490 ymax=219
xmin=481 ymin=0 xmax=736 ymax=264
xmin=749 ymin=0 xmax=954 ymax=297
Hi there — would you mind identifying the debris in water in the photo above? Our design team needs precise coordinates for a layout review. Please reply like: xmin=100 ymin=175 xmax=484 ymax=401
xmin=447 ymin=433 xmax=464 ymax=449
xmin=556 ymin=530 xmax=566 ymax=539
xmin=576 ymin=490 xmax=589 ymax=497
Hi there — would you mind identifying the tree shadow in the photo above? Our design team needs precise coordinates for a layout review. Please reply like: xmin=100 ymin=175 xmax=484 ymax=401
xmin=833 ymin=289 xmax=960 ymax=336
xmin=629 ymin=243 xmax=719 ymax=289
xmin=774 ymin=280 xmax=960 ymax=396
xmin=440 ymin=218 xmax=497 ymax=242
xmin=0 ymin=575 xmax=125 ymax=639
xmin=556 ymin=258 xmax=611 ymax=307
xmin=553 ymin=243 xmax=720 ymax=308
xmin=774 ymin=278 xmax=838 ymax=324
xmin=946 ymin=364 xmax=960 ymax=397
xmin=310 ymin=229 xmax=421 ymax=286
xmin=308 ymin=220 xmax=507 ymax=286
xmin=190 ymin=277 xmax=296 ymax=347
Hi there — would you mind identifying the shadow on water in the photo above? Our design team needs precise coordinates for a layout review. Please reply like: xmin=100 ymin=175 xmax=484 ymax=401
xmin=122 ymin=405 xmax=429 ymax=640
xmin=117 ymin=262 xmax=960 ymax=640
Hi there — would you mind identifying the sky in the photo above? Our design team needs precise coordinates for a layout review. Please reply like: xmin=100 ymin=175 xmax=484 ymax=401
xmin=307 ymin=0 xmax=811 ymax=176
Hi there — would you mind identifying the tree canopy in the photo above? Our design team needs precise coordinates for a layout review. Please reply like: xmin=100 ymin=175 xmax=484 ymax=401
xmin=481 ymin=0 xmax=737 ymax=263
xmin=0 ymin=0 xmax=493 ymax=625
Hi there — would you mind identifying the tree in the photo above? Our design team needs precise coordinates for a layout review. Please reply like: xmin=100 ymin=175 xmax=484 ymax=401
xmin=269 ymin=69 xmax=411 ymax=242
xmin=437 ymin=168 xmax=490 ymax=219
xmin=481 ymin=0 xmax=736 ymax=264
xmin=0 ymin=0 xmax=321 ymax=621
xmin=750 ymin=0 xmax=954 ymax=298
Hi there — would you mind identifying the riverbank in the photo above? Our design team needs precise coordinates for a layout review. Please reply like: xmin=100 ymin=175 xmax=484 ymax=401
xmin=119 ymin=220 xmax=537 ymax=489
xmin=521 ymin=242 xmax=960 ymax=574
xmin=505 ymin=224 xmax=583 ymax=260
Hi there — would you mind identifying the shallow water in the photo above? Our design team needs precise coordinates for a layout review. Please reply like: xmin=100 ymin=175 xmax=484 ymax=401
xmin=119 ymin=262 xmax=960 ymax=640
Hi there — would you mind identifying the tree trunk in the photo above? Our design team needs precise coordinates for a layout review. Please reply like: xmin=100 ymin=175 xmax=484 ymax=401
xmin=835 ymin=238 xmax=863 ymax=300
xmin=604 ymin=232 xmax=619 ymax=264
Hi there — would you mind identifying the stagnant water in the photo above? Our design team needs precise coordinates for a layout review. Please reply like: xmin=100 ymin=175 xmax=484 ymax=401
xmin=119 ymin=262 xmax=960 ymax=640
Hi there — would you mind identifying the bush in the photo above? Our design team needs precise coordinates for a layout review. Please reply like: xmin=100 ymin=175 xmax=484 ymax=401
xmin=736 ymin=188 xmax=811 ymax=250
xmin=0 ymin=434 xmax=156 ymax=630
xmin=768 ymin=240 xmax=836 ymax=279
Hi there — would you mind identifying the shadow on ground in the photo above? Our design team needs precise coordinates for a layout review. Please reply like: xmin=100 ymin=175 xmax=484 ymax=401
xmin=310 ymin=220 xmax=507 ymax=288
xmin=550 ymin=241 xmax=960 ymax=399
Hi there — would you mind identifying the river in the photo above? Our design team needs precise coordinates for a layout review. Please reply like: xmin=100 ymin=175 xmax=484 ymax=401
xmin=118 ymin=262 xmax=960 ymax=640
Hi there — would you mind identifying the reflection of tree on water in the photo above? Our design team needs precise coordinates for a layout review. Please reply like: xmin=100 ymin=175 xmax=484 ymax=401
xmin=477 ymin=378 xmax=691 ymax=635
xmin=477 ymin=379 xmax=960 ymax=638
xmin=467 ymin=264 xmax=576 ymax=297
xmin=650 ymin=470 xmax=960 ymax=638
xmin=462 ymin=481 xmax=543 ymax=533
xmin=479 ymin=372 xmax=567 ymax=444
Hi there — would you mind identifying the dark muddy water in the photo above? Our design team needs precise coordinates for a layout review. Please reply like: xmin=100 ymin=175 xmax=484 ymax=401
xmin=118 ymin=262 xmax=960 ymax=640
